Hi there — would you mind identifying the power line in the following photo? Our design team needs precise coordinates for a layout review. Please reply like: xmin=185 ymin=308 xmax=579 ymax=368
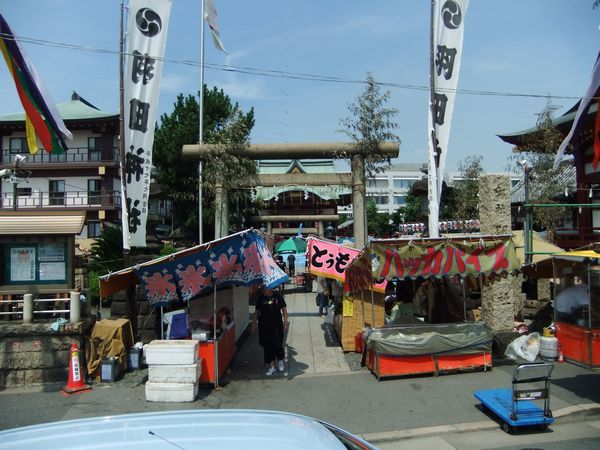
xmin=1 ymin=32 xmax=590 ymax=101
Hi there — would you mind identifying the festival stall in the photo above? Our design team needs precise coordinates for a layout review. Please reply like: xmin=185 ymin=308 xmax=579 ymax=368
xmin=307 ymin=237 xmax=386 ymax=351
xmin=345 ymin=235 xmax=520 ymax=379
xmin=99 ymin=229 xmax=288 ymax=387
xmin=552 ymin=250 xmax=600 ymax=368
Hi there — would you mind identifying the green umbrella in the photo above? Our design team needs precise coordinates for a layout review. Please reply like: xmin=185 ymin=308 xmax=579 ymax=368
xmin=275 ymin=237 xmax=307 ymax=254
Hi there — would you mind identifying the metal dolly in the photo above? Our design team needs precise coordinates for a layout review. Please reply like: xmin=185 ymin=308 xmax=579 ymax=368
xmin=473 ymin=363 xmax=554 ymax=433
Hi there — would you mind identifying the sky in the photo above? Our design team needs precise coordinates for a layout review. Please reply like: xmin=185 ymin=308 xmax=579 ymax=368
xmin=1 ymin=0 xmax=599 ymax=173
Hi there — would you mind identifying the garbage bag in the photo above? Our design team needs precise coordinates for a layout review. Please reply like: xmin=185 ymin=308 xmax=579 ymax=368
xmin=504 ymin=332 xmax=540 ymax=363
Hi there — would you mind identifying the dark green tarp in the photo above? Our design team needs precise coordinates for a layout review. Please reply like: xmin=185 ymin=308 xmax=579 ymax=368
xmin=365 ymin=322 xmax=493 ymax=356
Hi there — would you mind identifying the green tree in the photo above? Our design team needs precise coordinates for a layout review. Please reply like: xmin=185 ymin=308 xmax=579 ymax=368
xmin=86 ymin=225 xmax=125 ymax=307
xmin=449 ymin=155 xmax=485 ymax=220
xmin=366 ymin=200 xmax=395 ymax=237
xmin=339 ymin=72 xmax=400 ymax=179
xmin=396 ymin=189 xmax=425 ymax=224
xmin=153 ymin=87 xmax=256 ymax=239
xmin=508 ymin=100 xmax=572 ymax=233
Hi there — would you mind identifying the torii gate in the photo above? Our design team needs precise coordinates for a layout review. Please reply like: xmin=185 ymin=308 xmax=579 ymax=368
xmin=182 ymin=142 xmax=399 ymax=248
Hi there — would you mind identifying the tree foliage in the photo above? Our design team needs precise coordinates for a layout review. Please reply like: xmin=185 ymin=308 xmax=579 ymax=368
xmin=153 ymin=87 xmax=255 ymax=237
xmin=396 ymin=189 xmax=425 ymax=224
xmin=449 ymin=155 xmax=485 ymax=220
xmin=508 ymin=100 xmax=572 ymax=232
xmin=366 ymin=200 xmax=395 ymax=237
xmin=339 ymin=72 xmax=400 ymax=179
xmin=88 ymin=225 xmax=125 ymax=273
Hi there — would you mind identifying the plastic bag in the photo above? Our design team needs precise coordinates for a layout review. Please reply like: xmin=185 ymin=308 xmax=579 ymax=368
xmin=504 ymin=332 xmax=540 ymax=363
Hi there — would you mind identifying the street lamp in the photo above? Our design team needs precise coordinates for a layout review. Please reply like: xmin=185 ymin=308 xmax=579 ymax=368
xmin=517 ymin=160 xmax=531 ymax=265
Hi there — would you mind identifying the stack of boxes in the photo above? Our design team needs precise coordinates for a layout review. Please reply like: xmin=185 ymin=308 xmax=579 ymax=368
xmin=144 ymin=340 xmax=201 ymax=402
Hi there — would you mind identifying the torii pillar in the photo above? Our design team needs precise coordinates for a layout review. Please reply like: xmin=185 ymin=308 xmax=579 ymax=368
xmin=181 ymin=142 xmax=399 ymax=248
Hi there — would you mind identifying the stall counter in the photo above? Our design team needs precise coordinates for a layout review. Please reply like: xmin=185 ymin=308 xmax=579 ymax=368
xmin=198 ymin=322 xmax=236 ymax=384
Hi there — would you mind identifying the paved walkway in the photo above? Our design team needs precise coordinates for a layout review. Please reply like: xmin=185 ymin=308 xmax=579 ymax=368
xmin=229 ymin=287 xmax=350 ymax=380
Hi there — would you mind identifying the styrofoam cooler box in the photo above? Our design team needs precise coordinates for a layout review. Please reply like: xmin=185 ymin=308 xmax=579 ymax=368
xmin=145 ymin=381 xmax=199 ymax=402
xmin=148 ymin=360 xmax=202 ymax=383
xmin=144 ymin=340 xmax=199 ymax=365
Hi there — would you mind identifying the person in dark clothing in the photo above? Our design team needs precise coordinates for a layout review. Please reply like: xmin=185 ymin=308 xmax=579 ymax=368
xmin=287 ymin=253 xmax=296 ymax=277
xmin=251 ymin=284 xmax=289 ymax=376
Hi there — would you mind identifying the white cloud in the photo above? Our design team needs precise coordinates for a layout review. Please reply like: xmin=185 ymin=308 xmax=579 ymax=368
xmin=160 ymin=73 xmax=190 ymax=93
xmin=218 ymin=79 xmax=264 ymax=100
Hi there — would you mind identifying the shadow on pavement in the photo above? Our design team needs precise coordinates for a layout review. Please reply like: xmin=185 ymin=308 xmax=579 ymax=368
xmin=552 ymin=374 xmax=600 ymax=403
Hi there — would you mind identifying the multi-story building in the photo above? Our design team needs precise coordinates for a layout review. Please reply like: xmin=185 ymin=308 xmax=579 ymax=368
xmin=337 ymin=162 xmax=520 ymax=217
xmin=0 ymin=92 xmax=172 ymax=250
xmin=0 ymin=92 xmax=122 ymax=247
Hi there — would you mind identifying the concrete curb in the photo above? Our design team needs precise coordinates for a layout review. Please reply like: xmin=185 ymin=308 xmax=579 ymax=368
xmin=361 ymin=402 xmax=600 ymax=444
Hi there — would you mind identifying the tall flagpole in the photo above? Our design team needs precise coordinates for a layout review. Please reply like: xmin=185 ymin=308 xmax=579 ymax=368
xmin=119 ymin=0 xmax=130 ymax=250
xmin=427 ymin=0 xmax=440 ymax=238
xmin=198 ymin=0 xmax=206 ymax=245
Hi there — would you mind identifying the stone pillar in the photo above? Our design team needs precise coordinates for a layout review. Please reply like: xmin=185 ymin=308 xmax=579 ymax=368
xmin=351 ymin=154 xmax=366 ymax=249
xmin=479 ymin=174 xmax=521 ymax=332
xmin=318 ymin=221 xmax=324 ymax=237
xmin=214 ymin=177 xmax=229 ymax=239
xmin=537 ymin=278 xmax=552 ymax=302
xmin=69 ymin=291 xmax=81 ymax=323
xmin=23 ymin=294 xmax=33 ymax=324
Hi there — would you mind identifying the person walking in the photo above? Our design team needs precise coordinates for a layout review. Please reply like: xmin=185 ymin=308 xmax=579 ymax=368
xmin=287 ymin=253 xmax=296 ymax=277
xmin=316 ymin=276 xmax=328 ymax=318
xmin=251 ymin=284 xmax=289 ymax=376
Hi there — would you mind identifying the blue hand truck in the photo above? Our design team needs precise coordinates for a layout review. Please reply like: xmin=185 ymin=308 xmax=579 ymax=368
xmin=473 ymin=363 xmax=554 ymax=433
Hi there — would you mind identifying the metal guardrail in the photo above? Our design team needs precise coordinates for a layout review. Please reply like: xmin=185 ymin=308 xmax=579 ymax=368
xmin=0 ymin=293 xmax=77 ymax=322
xmin=1 ymin=148 xmax=120 ymax=165
xmin=0 ymin=190 xmax=122 ymax=209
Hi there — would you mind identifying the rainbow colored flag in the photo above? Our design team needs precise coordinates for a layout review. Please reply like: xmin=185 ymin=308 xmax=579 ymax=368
xmin=0 ymin=14 xmax=71 ymax=154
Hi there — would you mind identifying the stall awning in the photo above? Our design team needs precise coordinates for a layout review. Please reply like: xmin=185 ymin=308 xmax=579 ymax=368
xmin=512 ymin=230 xmax=564 ymax=265
xmin=0 ymin=211 xmax=85 ymax=235
xmin=346 ymin=235 xmax=521 ymax=291
xmin=99 ymin=229 xmax=288 ymax=305
xmin=522 ymin=248 xmax=600 ymax=278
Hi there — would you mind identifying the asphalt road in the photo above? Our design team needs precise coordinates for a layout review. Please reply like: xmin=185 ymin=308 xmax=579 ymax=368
xmin=379 ymin=419 xmax=600 ymax=449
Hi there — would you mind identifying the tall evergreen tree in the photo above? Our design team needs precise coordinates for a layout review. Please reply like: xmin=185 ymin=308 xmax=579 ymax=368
xmin=153 ymin=87 xmax=255 ymax=239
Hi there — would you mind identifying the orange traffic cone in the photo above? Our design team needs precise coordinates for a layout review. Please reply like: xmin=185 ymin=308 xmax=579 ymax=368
xmin=61 ymin=342 xmax=92 ymax=396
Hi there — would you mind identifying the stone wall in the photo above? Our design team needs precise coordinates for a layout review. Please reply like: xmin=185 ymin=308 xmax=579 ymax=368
xmin=479 ymin=174 xmax=520 ymax=332
xmin=0 ymin=319 xmax=94 ymax=388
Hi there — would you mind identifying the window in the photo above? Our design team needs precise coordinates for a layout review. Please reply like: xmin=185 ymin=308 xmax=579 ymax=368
xmin=393 ymin=178 xmax=417 ymax=189
xmin=49 ymin=180 xmax=65 ymax=206
xmin=368 ymin=195 xmax=388 ymax=205
xmin=393 ymin=195 xmax=406 ymax=205
xmin=87 ymin=221 xmax=101 ymax=238
xmin=9 ymin=137 xmax=28 ymax=154
xmin=88 ymin=137 xmax=101 ymax=161
xmin=367 ymin=178 xmax=388 ymax=189
xmin=88 ymin=179 xmax=101 ymax=205
xmin=16 ymin=187 xmax=32 ymax=197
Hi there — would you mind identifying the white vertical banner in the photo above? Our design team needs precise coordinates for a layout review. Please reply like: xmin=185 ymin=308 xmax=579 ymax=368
xmin=122 ymin=0 xmax=172 ymax=248
xmin=428 ymin=0 xmax=469 ymax=237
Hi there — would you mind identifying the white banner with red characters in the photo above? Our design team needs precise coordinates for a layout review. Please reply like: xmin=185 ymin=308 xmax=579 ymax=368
xmin=307 ymin=237 xmax=386 ymax=292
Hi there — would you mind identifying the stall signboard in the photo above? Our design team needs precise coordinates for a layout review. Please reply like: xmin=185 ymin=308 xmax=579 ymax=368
xmin=307 ymin=237 xmax=386 ymax=292
xmin=346 ymin=237 xmax=520 ymax=291
xmin=134 ymin=230 xmax=288 ymax=306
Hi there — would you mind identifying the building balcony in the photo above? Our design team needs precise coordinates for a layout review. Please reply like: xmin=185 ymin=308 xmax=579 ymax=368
xmin=0 ymin=190 xmax=122 ymax=210
xmin=1 ymin=148 xmax=120 ymax=167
